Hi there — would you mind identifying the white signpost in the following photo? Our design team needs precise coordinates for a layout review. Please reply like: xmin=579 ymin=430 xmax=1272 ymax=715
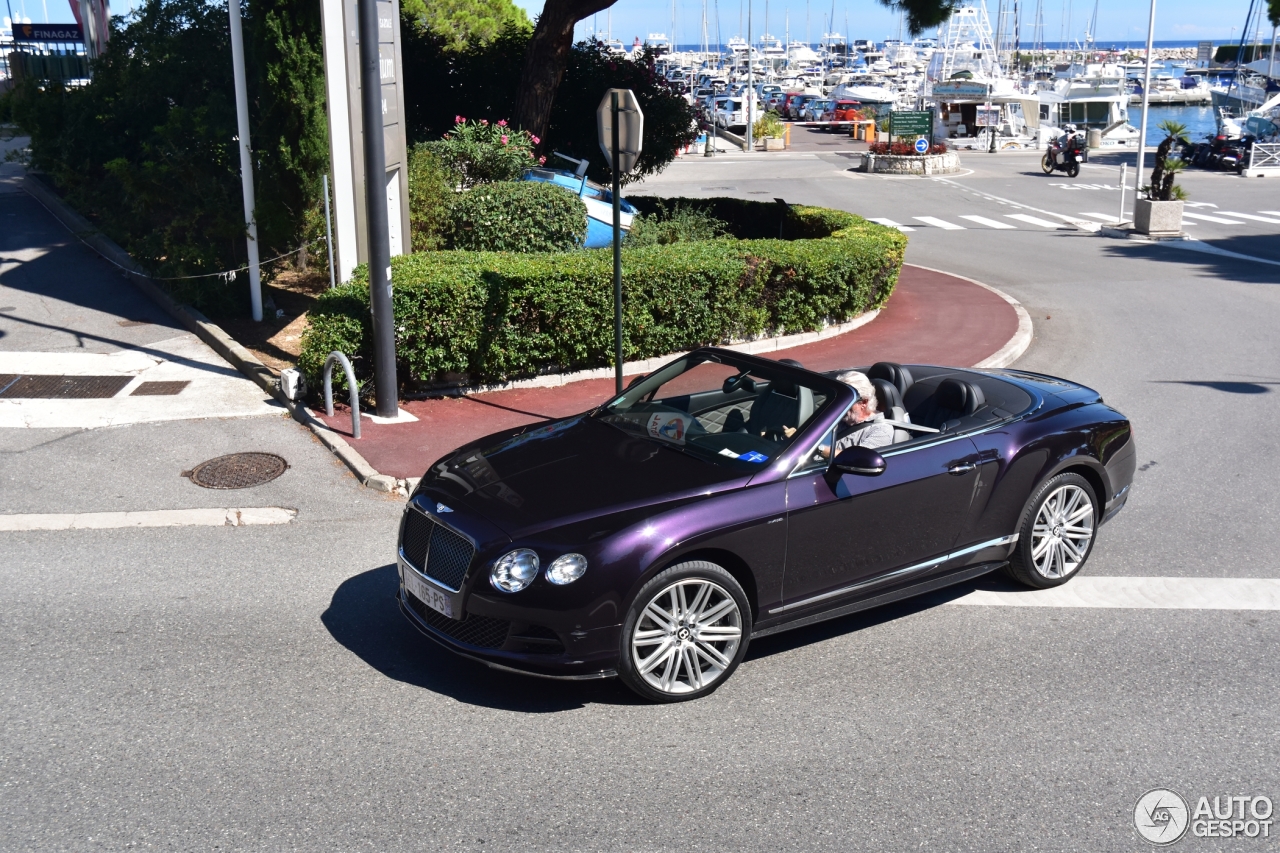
xmin=319 ymin=0 xmax=410 ymax=283
xmin=597 ymin=89 xmax=643 ymax=393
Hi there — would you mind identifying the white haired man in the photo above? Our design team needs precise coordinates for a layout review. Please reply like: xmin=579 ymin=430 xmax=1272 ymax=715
xmin=821 ymin=369 xmax=894 ymax=457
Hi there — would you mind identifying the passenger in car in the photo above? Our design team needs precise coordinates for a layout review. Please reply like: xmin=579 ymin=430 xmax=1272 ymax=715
xmin=821 ymin=370 xmax=894 ymax=456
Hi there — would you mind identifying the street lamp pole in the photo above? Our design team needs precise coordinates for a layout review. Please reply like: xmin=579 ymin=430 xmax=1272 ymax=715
xmin=746 ymin=0 xmax=753 ymax=151
xmin=227 ymin=0 xmax=262 ymax=322
xmin=1134 ymin=0 xmax=1157 ymax=201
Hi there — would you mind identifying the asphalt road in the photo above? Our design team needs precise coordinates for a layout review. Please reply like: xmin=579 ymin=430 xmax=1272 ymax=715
xmin=3 ymin=142 xmax=1279 ymax=851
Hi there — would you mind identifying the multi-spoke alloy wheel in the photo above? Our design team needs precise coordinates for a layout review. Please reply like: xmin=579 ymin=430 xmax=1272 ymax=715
xmin=1030 ymin=484 xmax=1094 ymax=579
xmin=619 ymin=562 xmax=751 ymax=702
xmin=1007 ymin=473 xmax=1099 ymax=589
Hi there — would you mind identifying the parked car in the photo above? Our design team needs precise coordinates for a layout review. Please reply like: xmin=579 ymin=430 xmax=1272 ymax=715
xmin=779 ymin=91 xmax=807 ymax=119
xmin=803 ymin=98 xmax=833 ymax=122
xmin=831 ymin=99 xmax=864 ymax=122
xmin=397 ymin=350 xmax=1136 ymax=702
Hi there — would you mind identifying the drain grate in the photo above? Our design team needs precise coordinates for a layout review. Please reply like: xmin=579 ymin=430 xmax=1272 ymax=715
xmin=131 ymin=380 xmax=190 ymax=396
xmin=0 ymin=375 xmax=133 ymax=399
xmin=183 ymin=453 xmax=288 ymax=489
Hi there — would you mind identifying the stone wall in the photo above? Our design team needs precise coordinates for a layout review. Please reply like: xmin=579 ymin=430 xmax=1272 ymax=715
xmin=862 ymin=152 xmax=961 ymax=176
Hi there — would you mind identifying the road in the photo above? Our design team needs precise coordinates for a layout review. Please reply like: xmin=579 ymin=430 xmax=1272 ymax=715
xmin=3 ymin=137 xmax=1278 ymax=851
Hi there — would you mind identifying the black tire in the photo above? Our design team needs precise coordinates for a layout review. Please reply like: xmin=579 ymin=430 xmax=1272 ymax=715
xmin=1041 ymin=153 xmax=1055 ymax=174
xmin=1066 ymin=161 xmax=1080 ymax=178
xmin=1004 ymin=472 xmax=1099 ymax=589
xmin=618 ymin=560 xmax=752 ymax=703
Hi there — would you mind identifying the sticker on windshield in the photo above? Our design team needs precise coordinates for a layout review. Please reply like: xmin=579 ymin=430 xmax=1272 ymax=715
xmin=646 ymin=412 xmax=693 ymax=444
xmin=740 ymin=451 xmax=769 ymax=463
xmin=718 ymin=448 xmax=740 ymax=459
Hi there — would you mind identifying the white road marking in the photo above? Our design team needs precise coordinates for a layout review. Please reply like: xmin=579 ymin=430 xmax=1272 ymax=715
xmin=1079 ymin=211 xmax=1122 ymax=223
xmin=913 ymin=216 xmax=966 ymax=230
xmin=0 ymin=507 xmax=298 ymax=531
xmin=1182 ymin=211 xmax=1248 ymax=225
xmin=1006 ymin=213 xmax=1068 ymax=229
xmin=867 ymin=217 xmax=915 ymax=232
xmin=959 ymin=215 xmax=1017 ymax=229
xmin=949 ymin=576 xmax=1280 ymax=610
xmin=1217 ymin=211 xmax=1280 ymax=224
xmin=0 ymin=335 xmax=280 ymax=429
xmin=1261 ymin=211 xmax=1280 ymax=217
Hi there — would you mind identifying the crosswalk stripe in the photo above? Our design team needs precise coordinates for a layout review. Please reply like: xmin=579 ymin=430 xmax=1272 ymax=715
xmin=1006 ymin=213 xmax=1067 ymax=229
xmin=913 ymin=216 xmax=966 ymax=230
xmin=1218 ymin=211 xmax=1280 ymax=224
xmin=1183 ymin=211 xmax=1248 ymax=225
xmin=1260 ymin=211 xmax=1280 ymax=217
xmin=1079 ymin=212 xmax=1122 ymax=223
xmin=948 ymin=576 xmax=1280 ymax=611
xmin=868 ymin=217 xmax=915 ymax=232
xmin=959 ymin=215 xmax=1018 ymax=229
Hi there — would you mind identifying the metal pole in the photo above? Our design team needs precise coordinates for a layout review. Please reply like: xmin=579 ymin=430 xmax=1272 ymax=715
xmin=611 ymin=92 xmax=624 ymax=395
xmin=323 ymin=173 xmax=336 ymax=289
xmin=358 ymin=0 xmax=397 ymax=417
xmin=1135 ymin=0 xmax=1156 ymax=198
xmin=227 ymin=0 xmax=263 ymax=322
xmin=746 ymin=0 xmax=753 ymax=151
xmin=1269 ymin=25 xmax=1277 ymax=81
xmin=1117 ymin=162 xmax=1127 ymax=224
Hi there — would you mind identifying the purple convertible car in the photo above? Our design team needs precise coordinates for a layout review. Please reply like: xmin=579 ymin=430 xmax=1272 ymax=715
xmin=397 ymin=349 xmax=1135 ymax=702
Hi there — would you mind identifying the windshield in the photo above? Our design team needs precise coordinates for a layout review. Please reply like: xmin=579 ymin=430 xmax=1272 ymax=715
xmin=595 ymin=353 xmax=834 ymax=470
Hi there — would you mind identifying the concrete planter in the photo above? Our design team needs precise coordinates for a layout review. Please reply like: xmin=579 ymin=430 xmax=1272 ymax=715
xmin=758 ymin=136 xmax=786 ymax=151
xmin=861 ymin=152 xmax=960 ymax=175
xmin=1135 ymin=198 xmax=1184 ymax=236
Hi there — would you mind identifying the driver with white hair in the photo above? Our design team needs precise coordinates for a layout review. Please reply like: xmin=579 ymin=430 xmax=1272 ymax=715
xmin=822 ymin=369 xmax=894 ymax=455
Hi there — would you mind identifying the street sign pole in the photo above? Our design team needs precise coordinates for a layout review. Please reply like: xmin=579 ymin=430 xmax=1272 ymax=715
xmin=611 ymin=91 xmax=624 ymax=395
xmin=227 ymin=0 xmax=262 ymax=322
xmin=358 ymin=0 xmax=397 ymax=417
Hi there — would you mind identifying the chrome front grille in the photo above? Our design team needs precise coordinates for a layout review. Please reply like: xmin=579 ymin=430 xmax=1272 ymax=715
xmin=400 ymin=507 xmax=474 ymax=592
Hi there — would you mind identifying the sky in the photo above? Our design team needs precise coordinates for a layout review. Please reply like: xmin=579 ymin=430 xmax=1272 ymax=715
xmin=4 ymin=0 xmax=1264 ymax=46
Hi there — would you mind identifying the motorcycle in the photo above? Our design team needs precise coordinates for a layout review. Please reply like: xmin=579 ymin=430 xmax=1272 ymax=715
xmin=1041 ymin=130 xmax=1086 ymax=178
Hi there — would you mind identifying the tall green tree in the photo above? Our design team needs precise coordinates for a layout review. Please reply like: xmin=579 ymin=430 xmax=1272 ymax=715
xmin=10 ymin=0 xmax=327 ymax=288
xmin=401 ymin=0 xmax=530 ymax=51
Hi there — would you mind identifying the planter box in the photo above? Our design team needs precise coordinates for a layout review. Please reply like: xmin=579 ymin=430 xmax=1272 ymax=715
xmin=861 ymin=152 xmax=960 ymax=175
xmin=1135 ymin=198 xmax=1184 ymax=236
xmin=758 ymin=137 xmax=786 ymax=151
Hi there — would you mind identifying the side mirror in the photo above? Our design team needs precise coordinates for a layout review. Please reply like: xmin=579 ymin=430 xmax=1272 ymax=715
xmin=831 ymin=445 xmax=886 ymax=476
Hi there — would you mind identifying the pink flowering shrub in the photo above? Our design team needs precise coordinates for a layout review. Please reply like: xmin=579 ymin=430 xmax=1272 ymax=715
xmin=426 ymin=117 xmax=538 ymax=189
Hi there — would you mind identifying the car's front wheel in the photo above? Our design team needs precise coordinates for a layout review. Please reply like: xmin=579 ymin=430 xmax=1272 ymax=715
xmin=1006 ymin=473 xmax=1098 ymax=589
xmin=618 ymin=561 xmax=751 ymax=703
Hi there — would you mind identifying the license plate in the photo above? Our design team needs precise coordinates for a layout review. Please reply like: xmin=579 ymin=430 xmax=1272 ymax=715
xmin=403 ymin=565 xmax=453 ymax=618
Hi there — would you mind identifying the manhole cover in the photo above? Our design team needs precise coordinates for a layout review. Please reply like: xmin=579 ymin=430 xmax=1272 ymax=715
xmin=183 ymin=453 xmax=288 ymax=489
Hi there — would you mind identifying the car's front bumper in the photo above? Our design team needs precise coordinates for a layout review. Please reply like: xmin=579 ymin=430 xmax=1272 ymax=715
xmin=397 ymin=558 xmax=621 ymax=680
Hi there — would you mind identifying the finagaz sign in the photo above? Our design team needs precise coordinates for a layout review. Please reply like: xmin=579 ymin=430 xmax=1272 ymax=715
xmin=12 ymin=23 xmax=83 ymax=41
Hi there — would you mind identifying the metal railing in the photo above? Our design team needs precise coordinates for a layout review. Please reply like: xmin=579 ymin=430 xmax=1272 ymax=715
xmin=1248 ymin=142 xmax=1280 ymax=171
xmin=323 ymin=351 xmax=360 ymax=439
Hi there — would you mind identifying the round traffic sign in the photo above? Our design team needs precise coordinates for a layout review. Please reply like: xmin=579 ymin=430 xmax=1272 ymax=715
xmin=914 ymin=137 xmax=929 ymax=154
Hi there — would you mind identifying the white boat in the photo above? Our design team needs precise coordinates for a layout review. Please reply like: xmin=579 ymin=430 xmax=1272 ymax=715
xmin=1037 ymin=63 xmax=1141 ymax=148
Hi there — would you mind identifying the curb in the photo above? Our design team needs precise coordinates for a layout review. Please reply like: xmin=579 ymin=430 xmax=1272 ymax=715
xmin=21 ymin=173 xmax=406 ymax=495
xmin=900 ymin=263 xmax=1034 ymax=370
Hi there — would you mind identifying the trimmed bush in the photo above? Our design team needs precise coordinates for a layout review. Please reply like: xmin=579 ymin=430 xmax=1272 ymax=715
xmin=299 ymin=199 xmax=905 ymax=389
xmin=627 ymin=201 xmax=730 ymax=246
xmin=407 ymin=143 xmax=456 ymax=252
xmin=448 ymin=181 xmax=587 ymax=252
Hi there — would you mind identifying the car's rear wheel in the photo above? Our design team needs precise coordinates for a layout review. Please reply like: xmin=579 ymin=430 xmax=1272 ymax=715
xmin=618 ymin=561 xmax=751 ymax=703
xmin=1005 ymin=473 xmax=1098 ymax=589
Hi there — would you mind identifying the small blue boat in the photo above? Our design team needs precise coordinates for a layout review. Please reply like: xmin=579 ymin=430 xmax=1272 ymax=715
xmin=520 ymin=154 xmax=637 ymax=249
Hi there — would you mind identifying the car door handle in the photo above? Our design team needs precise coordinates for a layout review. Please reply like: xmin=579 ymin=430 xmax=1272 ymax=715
xmin=948 ymin=462 xmax=976 ymax=475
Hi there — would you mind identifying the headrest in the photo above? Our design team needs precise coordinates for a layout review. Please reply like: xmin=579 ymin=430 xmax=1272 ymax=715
xmin=771 ymin=378 xmax=798 ymax=397
xmin=935 ymin=378 xmax=986 ymax=415
xmin=868 ymin=362 xmax=914 ymax=395
xmin=871 ymin=377 xmax=903 ymax=412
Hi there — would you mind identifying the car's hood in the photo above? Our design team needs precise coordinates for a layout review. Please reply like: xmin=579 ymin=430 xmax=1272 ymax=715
xmin=419 ymin=415 xmax=749 ymax=539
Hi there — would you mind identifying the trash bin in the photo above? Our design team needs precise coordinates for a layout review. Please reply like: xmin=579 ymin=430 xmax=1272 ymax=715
xmin=1088 ymin=128 xmax=1103 ymax=149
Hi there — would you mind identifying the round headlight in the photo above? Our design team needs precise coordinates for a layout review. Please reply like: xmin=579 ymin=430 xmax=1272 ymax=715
xmin=546 ymin=553 xmax=588 ymax=585
xmin=490 ymin=549 xmax=540 ymax=593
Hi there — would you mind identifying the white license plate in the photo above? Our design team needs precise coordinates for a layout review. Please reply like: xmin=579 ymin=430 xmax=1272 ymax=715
xmin=403 ymin=566 xmax=453 ymax=619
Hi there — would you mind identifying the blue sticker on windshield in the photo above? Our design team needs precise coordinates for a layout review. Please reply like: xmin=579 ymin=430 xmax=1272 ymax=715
xmin=740 ymin=451 xmax=769 ymax=463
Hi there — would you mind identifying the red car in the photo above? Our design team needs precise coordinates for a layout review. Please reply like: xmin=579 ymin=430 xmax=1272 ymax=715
xmin=831 ymin=100 xmax=864 ymax=122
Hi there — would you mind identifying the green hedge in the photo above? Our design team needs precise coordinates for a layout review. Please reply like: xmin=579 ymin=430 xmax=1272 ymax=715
xmin=299 ymin=199 xmax=905 ymax=390
xmin=448 ymin=181 xmax=587 ymax=252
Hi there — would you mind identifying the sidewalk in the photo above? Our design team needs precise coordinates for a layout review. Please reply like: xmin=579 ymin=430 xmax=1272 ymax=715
xmin=314 ymin=264 xmax=1029 ymax=480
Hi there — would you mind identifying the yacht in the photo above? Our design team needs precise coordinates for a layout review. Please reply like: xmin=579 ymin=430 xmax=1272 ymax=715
xmin=1037 ymin=63 xmax=1141 ymax=147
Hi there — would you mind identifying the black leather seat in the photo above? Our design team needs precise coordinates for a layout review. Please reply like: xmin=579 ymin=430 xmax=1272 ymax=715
xmin=871 ymin=378 xmax=912 ymax=444
xmin=747 ymin=379 xmax=815 ymax=441
xmin=868 ymin=362 xmax=914 ymax=397
xmin=906 ymin=377 xmax=986 ymax=430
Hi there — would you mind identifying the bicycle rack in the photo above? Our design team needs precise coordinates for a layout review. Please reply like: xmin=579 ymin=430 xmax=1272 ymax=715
xmin=323 ymin=351 xmax=361 ymax=439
